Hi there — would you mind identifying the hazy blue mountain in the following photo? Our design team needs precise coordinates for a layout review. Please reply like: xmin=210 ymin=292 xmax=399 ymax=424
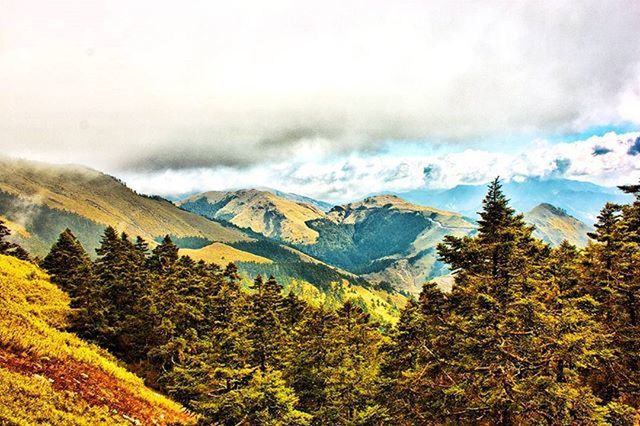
xmin=393 ymin=178 xmax=631 ymax=225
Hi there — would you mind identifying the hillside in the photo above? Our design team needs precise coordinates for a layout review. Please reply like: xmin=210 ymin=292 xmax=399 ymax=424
xmin=179 ymin=189 xmax=326 ymax=244
xmin=525 ymin=203 xmax=593 ymax=247
xmin=301 ymin=194 xmax=477 ymax=294
xmin=0 ymin=158 xmax=248 ymax=256
xmin=180 ymin=242 xmax=272 ymax=265
xmin=0 ymin=254 xmax=192 ymax=425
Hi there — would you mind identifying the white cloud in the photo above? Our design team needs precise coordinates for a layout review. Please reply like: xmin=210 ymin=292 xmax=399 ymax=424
xmin=121 ymin=131 xmax=640 ymax=203
xmin=0 ymin=0 xmax=639 ymax=170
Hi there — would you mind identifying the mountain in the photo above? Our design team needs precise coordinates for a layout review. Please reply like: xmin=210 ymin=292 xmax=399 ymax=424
xmin=179 ymin=189 xmax=326 ymax=244
xmin=257 ymin=187 xmax=333 ymax=211
xmin=525 ymin=203 xmax=593 ymax=247
xmin=0 ymin=158 xmax=248 ymax=256
xmin=0 ymin=254 xmax=192 ymax=425
xmin=394 ymin=178 xmax=631 ymax=225
xmin=179 ymin=190 xmax=479 ymax=294
xmin=300 ymin=194 xmax=477 ymax=294
xmin=0 ymin=159 xmax=405 ymax=323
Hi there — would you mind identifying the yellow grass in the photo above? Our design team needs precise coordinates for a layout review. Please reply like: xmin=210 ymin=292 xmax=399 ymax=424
xmin=0 ymin=255 xmax=190 ymax=424
xmin=181 ymin=242 xmax=272 ymax=265
xmin=0 ymin=158 xmax=248 ymax=243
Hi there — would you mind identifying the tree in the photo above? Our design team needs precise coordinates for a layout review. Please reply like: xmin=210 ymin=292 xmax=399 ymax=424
xmin=581 ymin=184 xmax=640 ymax=414
xmin=42 ymin=229 xmax=94 ymax=302
xmin=0 ymin=219 xmax=30 ymax=261
xmin=148 ymin=234 xmax=179 ymax=272
xmin=383 ymin=178 xmax=608 ymax=424
xmin=248 ymin=275 xmax=287 ymax=371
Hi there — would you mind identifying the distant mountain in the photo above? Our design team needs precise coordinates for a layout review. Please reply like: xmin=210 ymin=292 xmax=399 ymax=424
xmin=257 ymin=187 xmax=333 ymax=211
xmin=525 ymin=203 xmax=593 ymax=247
xmin=394 ymin=178 xmax=631 ymax=225
xmin=300 ymin=194 xmax=476 ymax=294
xmin=179 ymin=189 xmax=326 ymax=244
xmin=0 ymin=158 xmax=248 ymax=256
xmin=179 ymin=190 xmax=477 ymax=294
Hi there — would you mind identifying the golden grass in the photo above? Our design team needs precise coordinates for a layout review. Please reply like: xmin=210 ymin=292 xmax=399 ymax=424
xmin=181 ymin=242 xmax=272 ymax=265
xmin=0 ymin=367 xmax=128 ymax=426
xmin=183 ymin=189 xmax=324 ymax=244
xmin=0 ymin=158 xmax=248 ymax=243
xmin=0 ymin=255 xmax=191 ymax=425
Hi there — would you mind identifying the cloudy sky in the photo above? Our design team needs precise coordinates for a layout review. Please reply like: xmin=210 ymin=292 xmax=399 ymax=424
xmin=1 ymin=0 xmax=639 ymax=202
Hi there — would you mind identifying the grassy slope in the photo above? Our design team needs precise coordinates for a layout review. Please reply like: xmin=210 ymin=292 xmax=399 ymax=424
xmin=0 ymin=255 xmax=193 ymax=426
xmin=180 ymin=242 xmax=272 ymax=265
xmin=179 ymin=189 xmax=325 ymax=244
xmin=525 ymin=203 xmax=593 ymax=247
xmin=0 ymin=158 xmax=247 ymax=253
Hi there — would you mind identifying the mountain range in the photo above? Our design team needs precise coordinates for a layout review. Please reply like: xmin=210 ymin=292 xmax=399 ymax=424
xmin=393 ymin=177 xmax=631 ymax=224
xmin=0 ymin=157 xmax=616 ymax=303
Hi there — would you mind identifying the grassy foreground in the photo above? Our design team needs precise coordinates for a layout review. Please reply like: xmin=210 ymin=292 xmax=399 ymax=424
xmin=0 ymin=254 xmax=193 ymax=426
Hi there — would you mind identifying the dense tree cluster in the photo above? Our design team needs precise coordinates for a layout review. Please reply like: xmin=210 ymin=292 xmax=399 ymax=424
xmin=38 ymin=179 xmax=640 ymax=425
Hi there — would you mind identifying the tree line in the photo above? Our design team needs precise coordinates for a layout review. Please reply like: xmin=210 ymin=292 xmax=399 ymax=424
xmin=1 ymin=178 xmax=638 ymax=425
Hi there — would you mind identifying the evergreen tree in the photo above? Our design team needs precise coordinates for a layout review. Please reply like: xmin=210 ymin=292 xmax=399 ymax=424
xmin=248 ymin=275 xmax=287 ymax=371
xmin=42 ymin=229 xmax=94 ymax=302
xmin=383 ymin=179 xmax=608 ymax=424
xmin=581 ymin=184 xmax=640 ymax=414
xmin=0 ymin=219 xmax=30 ymax=261
xmin=148 ymin=234 xmax=179 ymax=272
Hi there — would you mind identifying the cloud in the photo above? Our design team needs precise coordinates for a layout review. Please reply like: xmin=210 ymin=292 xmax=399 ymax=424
xmin=120 ymin=131 xmax=640 ymax=204
xmin=0 ymin=0 xmax=639 ymax=171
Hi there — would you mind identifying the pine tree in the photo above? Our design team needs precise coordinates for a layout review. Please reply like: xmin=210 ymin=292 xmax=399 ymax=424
xmin=148 ymin=234 xmax=179 ymax=272
xmin=42 ymin=229 xmax=94 ymax=302
xmin=581 ymin=184 xmax=640 ymax=414
xmin=248 ymin=275 xmax=287 ymax=371
xmin=0 ymin=219 xmax=30 ymax=261
xmin=383 ymin=178 xmax=608 ymax=424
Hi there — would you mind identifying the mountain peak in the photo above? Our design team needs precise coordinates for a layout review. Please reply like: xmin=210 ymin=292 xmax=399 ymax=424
xmin=525 ymin=202 xmax=592 ymax=247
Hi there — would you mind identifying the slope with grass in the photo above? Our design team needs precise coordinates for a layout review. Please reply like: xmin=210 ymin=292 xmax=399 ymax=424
xmin=180 ymin=242 xmax=272 ymax=265
xmin=0 ymin=158 xmax=248 ymax=256
xmin=179 ymin=189 xmax=325 ymax=244
xmin=525 ymin=203 xmax=593 ymax=247
xmin=301 ymin=195 xmax=477 ymax=294
xmin=0 ymin=254 xmax=193 ymax=425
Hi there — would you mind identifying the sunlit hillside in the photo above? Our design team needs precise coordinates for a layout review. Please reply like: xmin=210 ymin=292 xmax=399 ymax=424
xmin=0 ymin=158 xmax=248 ymax=256
xmin=180 ymin=242 xmax=272 ymax=265
xmin=179 ymin=189 xmax=325 ymax=244
xmin=0 ymin=255 xmax=193 ymax=425
xmin=525 ymin=203 xmax=593 ymax=247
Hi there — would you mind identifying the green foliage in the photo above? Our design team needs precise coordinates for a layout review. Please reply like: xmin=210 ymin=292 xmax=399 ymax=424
xmin=302 ymin=209 xmax=433 ymax=274
xmin=381 ymin=178 xmax=621 ymax=425
xmin=29 ymin=178 xmax=640 ymax=425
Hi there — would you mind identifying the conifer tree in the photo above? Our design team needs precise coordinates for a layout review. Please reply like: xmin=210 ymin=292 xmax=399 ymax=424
xmin=248 ymin=275 xmax=287 ymax=371
xmin=42 ymin=229 xmax=94 ymax=302
xmin=0 ymin=219 xmax=30 ymax=260
xmin=148 ymin=234 xmax=179 ymax=272
xmin=383 ymin=178 xmax=608 ymax=424
xmin=581 ymin=184 xmax=640 ymax=414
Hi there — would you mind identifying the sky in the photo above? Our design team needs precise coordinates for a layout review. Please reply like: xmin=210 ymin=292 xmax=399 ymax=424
xmin=1 ymin=0 xmax=639 ymax=203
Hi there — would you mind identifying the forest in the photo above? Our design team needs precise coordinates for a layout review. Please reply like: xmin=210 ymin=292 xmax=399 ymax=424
xmin=1 ymin=178 xmax=639 ymax=425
